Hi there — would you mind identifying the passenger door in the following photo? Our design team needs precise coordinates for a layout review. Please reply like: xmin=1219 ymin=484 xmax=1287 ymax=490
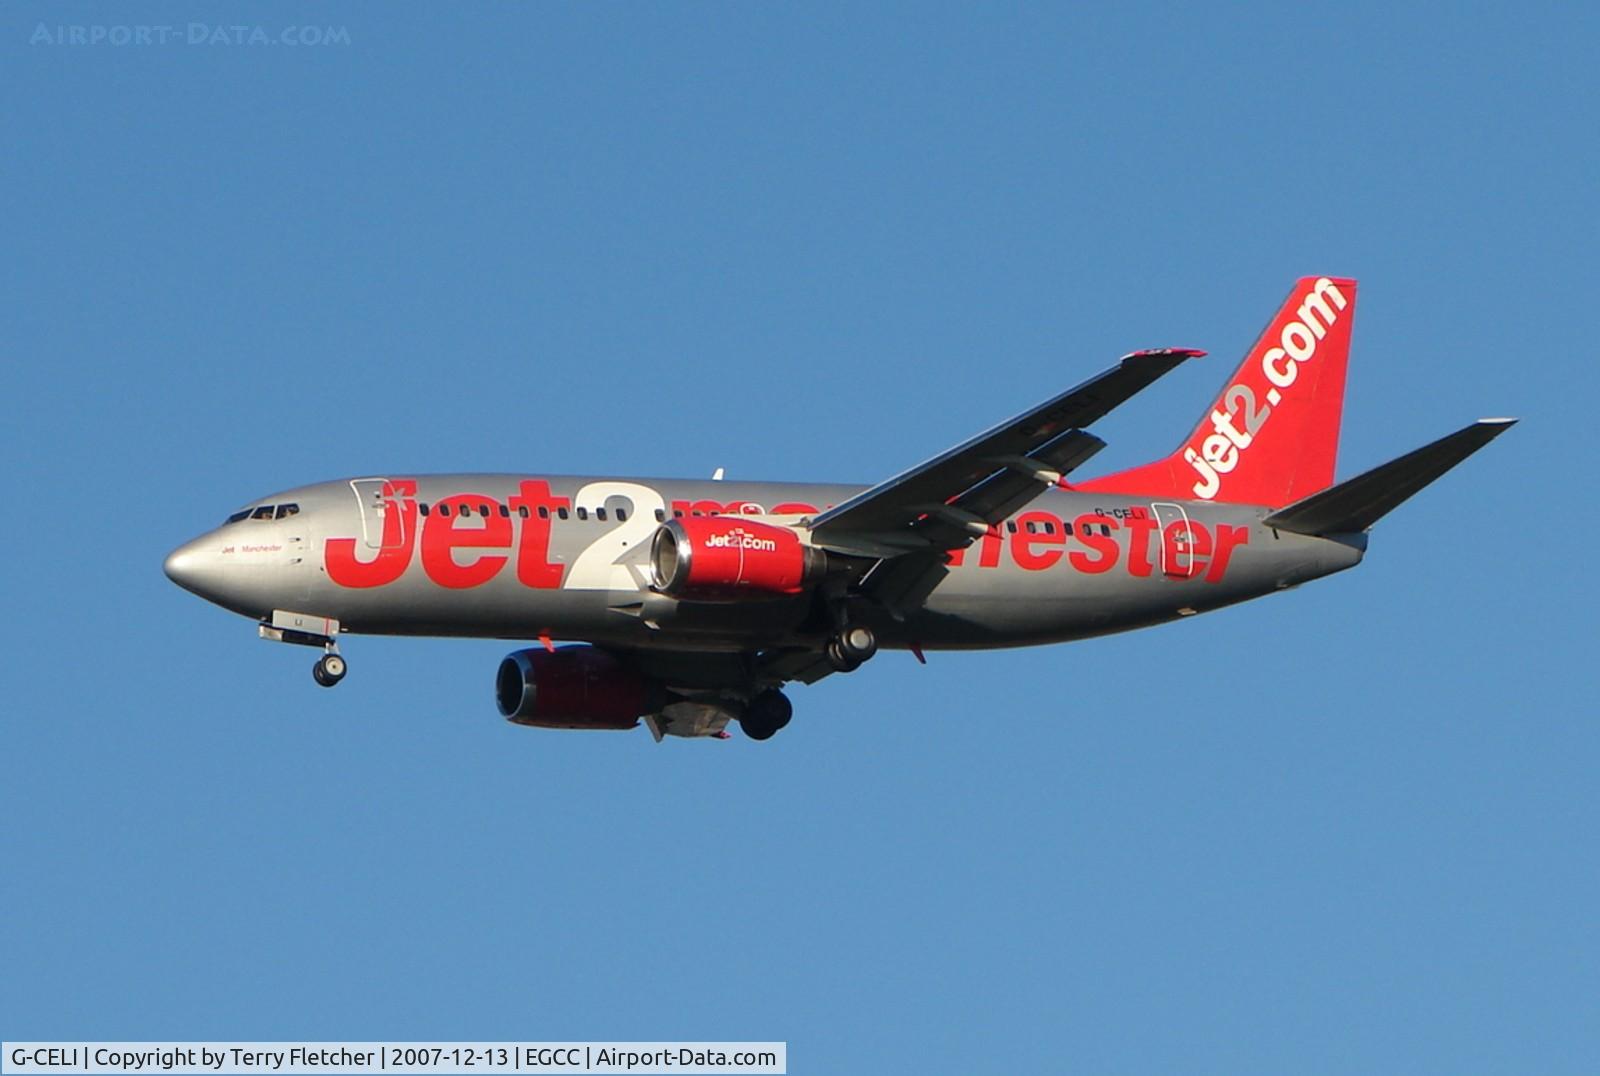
xmin=350 ymin=478 xmax=408 ymax=551
xmin=1150 ymin=502 xmax=1199 ymax=578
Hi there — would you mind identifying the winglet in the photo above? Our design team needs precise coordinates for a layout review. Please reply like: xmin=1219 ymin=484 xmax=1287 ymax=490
xmin=1128 ymin=347 xmax=1207 ymax=361
xmin=1263 ymin=418 xmax=1516 ymax=536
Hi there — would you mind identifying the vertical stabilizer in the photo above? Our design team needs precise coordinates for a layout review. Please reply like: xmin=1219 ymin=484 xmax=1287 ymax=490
xmin=1076 ymin=276 xmax=1358 ymax=507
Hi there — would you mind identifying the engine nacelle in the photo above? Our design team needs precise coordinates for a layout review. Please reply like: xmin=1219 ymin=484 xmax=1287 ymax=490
xmin=650 ymin=517 xmax=825 ymax=602
xmin=495 ymin=645 xmax=662 ymax=730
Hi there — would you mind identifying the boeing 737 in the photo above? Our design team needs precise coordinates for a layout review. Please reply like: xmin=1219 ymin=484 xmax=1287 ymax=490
xmin=164 ymin=278 xmax=1514 ymax=741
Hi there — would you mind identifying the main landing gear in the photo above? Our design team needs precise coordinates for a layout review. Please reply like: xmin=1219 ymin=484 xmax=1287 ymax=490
xmin=736 ymin=623 xmax=874 ymax=739
xmin=740 ymin=623 xmax=874 ymax=739
xmin=312 ymin=649 xmax=347 ymax=688
xmin=739 ymin=689 xmax=794 ymax=741
xmin=826 ymin=624 xmax=877 ymax=673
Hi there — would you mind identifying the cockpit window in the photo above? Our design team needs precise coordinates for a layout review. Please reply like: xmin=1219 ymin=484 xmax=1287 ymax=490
xmin=275 ymin=503 xmax=299 ymax=519
xmin=225 ymin=509 xmax=252 ymax=524
xmin=251 ymin=506 xmax=275 ymax=521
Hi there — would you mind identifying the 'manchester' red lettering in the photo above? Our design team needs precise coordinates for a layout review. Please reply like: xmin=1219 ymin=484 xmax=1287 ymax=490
xmin=948 ymin=511 xmax=1248 ymax=582
xmin=1069 ymin=514 xmax=1119 ymax=574
xmin=325 ymin=479 xmax=1249 ymax=589
xmin=1011 ymin=511 xmax=1065 ymax=571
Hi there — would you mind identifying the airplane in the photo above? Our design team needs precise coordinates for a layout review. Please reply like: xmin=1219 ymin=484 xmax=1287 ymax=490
xmin=164 ymin=277 xmax=1514 ymax=742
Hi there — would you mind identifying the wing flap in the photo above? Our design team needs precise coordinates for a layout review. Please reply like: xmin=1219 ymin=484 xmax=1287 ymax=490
xmin=810 ymin=348 xmax=1199 ymax=552
xmin=857 ymin=553 xmax=951 ymax=616
xmin=955 ymin=430 xmax=1106 ymax=527
xmin=756 ymin=646 xmax=840 ymax=686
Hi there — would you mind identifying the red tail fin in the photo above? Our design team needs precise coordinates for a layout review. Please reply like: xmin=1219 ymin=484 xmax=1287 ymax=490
xmin=1076 ymin=276 xmax=1358 ymax=507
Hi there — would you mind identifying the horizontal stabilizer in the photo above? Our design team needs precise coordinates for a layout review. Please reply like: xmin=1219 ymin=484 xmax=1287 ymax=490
xmin=1263 ymin=418 xmax=1516 ymax=536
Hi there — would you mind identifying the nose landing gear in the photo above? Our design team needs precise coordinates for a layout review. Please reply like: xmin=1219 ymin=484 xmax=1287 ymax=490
xmin=312 ymin=650 xmax=347 ymax=688
xmin=258 ymin=611 xmax=348 ymax=688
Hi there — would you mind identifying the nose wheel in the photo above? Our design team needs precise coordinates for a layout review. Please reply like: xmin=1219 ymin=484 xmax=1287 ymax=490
xmin=312 ymin=651 xmax=347 ymax=688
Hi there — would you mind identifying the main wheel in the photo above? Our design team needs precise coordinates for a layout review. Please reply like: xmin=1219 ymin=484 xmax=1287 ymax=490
xmin=313 ymin=653 xmax=346 ymax=687
xmin=826 ymin=639 xmax=861 ymax=673
xmin=742 ymin=718 xmax=779 ymax=741
xmin=756 ymin=689 xmax=792 ymax=732
xmin=838 ymin=625 xmax=877 ymax=662
xmin=740 ymin=689 xmax=793 ymax=740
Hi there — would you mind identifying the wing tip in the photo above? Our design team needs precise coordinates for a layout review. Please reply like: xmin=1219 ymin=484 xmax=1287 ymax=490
xmin=1125 ymin=347 xmax=1206 ymax=360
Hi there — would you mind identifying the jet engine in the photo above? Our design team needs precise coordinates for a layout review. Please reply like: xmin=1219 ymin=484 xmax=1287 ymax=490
xmin=649 ymin=517 xmax=825 ymax=602
xmin=496 ymin=645 xmax=663 ymax=729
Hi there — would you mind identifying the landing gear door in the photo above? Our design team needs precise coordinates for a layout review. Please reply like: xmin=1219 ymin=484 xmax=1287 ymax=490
xmin=1150 ymin=501 xmax=1198 ymax=578
xmin=350 ymin=478 xmax=407 ymax=550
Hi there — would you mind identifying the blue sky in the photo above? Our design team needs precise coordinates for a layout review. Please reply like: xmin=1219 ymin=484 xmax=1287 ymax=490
xmin=3 ymin=4 xmax=1596 ymax=1072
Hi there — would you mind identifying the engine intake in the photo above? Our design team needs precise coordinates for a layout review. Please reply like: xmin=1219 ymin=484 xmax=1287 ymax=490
xmin=650 ymin=517 xmax=825 ymax=602
xmin=496 ymin=645 xmax=662 ymax=729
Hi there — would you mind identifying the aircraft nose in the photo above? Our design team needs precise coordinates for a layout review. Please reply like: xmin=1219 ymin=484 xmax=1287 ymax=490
xmin=163 ymin=537 xmax=213 ymax=595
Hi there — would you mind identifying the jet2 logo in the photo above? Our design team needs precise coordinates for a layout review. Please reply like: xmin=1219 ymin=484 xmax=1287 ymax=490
xmin=1185 ymin=277 xmax=1349 ymax=499
xmin=705 ymin=529 xmax=779 ymax=552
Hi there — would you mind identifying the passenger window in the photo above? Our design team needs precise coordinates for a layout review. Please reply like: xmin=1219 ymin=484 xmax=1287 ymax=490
xmin=538 ymin=506 xmax=549 ymax=519
xmin=419 ymin=503 xmax=431 ymax=517
xmin=252 ymin=506 xmax=275 ymax=521
xmin=1006 ymin=521 xmax=1017 ymax=533
xmin=498 ymin=504 xmax=509 ymax=518
xmin=615 ymin=508 xmax=627 ymax=522
xmin=558 ymin=507 xmax=569 ymax=520
xmin=596 ymin=508 xmax=608 ymax=521
xmin=518 ymin=506 xmax=528 ymax=518
xmin=655 ymin=509 xmax=665 ymax=522
xmin=1025 ymin=520 xmax=1037 ymax=534
xmin=1043 ymin=521 xmax=1055 ymax=535
xmin=479 ymin=504 xmax=490 ymax=518
xmin=1101 ymin=524 xmax=1111 ymax=537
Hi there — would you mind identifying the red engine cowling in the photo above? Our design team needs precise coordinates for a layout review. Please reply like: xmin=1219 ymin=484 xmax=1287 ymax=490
xmin=650 ymin=517 xmax=824 ymax=601
xmin=496 ymin=646 xmax=662 ymax=729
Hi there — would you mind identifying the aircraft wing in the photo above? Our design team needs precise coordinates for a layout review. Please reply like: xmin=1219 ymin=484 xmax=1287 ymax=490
xmin=635 ymin=351 xmax=1203 ymax=690
xmin=808 ymin=348 xmax=1202 ymax=557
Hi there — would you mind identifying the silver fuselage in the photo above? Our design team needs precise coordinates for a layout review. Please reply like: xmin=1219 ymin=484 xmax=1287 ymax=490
xmin=165 ymin=474 xmax=1365 ymax=652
